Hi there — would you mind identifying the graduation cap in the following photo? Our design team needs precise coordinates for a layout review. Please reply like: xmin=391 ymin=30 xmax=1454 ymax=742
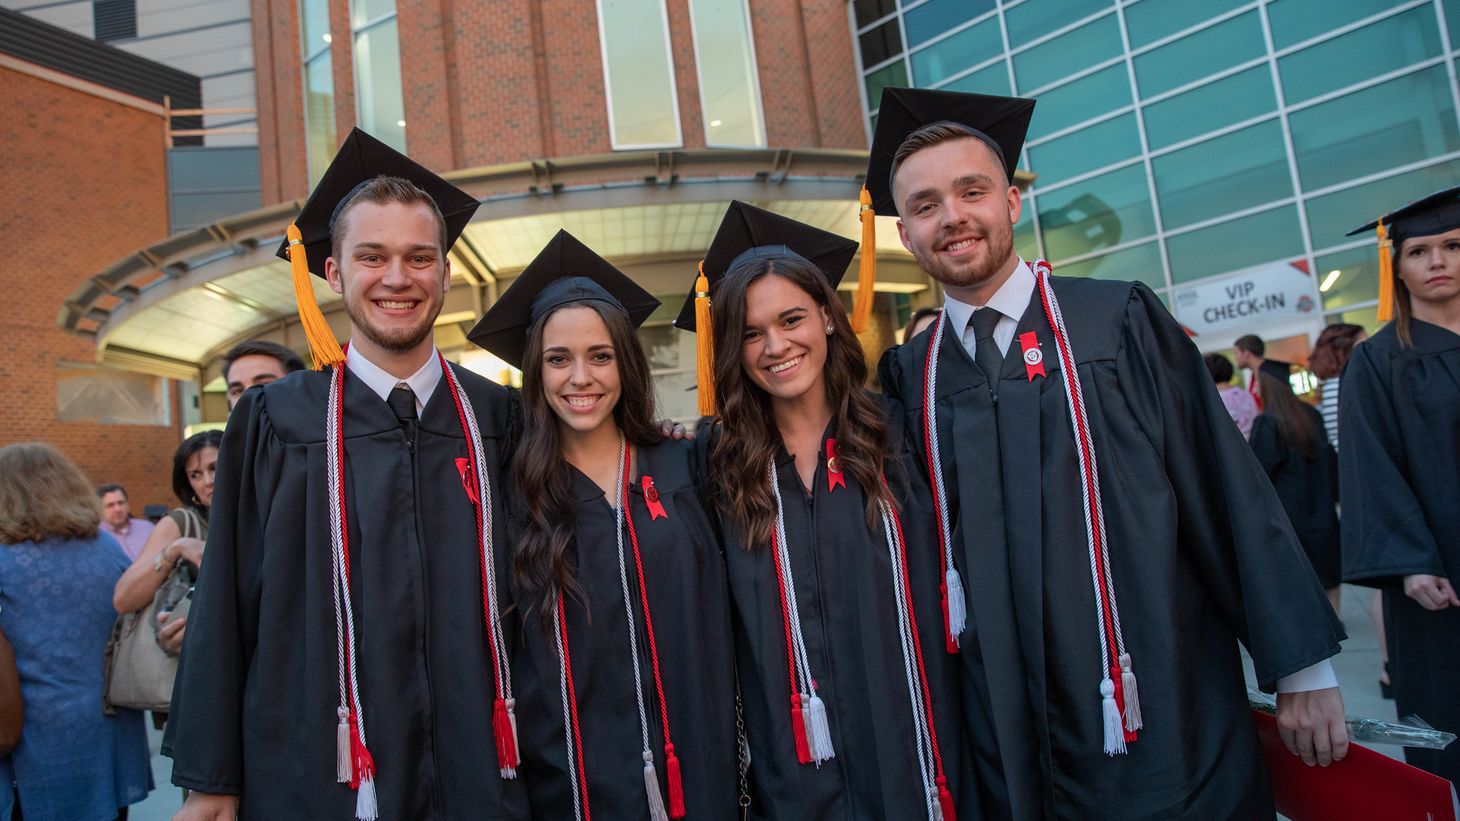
xmin=672 ymin=201 xmax=858 ymax=415
xmin=1345 ymin=185 xmax=1460 ymax=322
xmin=277 ymin=128 xmax=481 ymax=369
xmin=467 ymin=229 xmax=659 ymax=370
xmin=1259 ymin=359 xmax=1292 ymax=383
xmin=849 ymin=88 xmax=1037 ymax=332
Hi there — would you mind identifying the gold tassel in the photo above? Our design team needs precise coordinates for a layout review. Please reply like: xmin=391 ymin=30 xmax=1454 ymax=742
xmin=694 ymin=261 xmax=717 ymax=416
xmin=286 ymin=222 xmax=346 ymax=370
xmin=851 ymin=187 xmax=877 ymax=334
xmin=1376 ymin=217 xmax=1395 ymax=322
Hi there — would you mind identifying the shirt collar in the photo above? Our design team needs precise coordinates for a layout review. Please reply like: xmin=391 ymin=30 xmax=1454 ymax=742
xmin=941 ymin=258 xmax=1036 ymax=333
xmin=345 ymin=345 xmax=443 ymax=411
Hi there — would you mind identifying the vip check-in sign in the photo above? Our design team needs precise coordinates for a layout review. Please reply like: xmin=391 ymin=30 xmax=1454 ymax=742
xmin=1173 ymin=260 xmax=1321 ymax=342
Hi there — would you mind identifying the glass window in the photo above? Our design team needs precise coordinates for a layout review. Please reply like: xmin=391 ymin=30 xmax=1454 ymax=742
xmin=1124 ymin=0 xmax=1251 ymax=49
xmin=1152 ymin=120 xmax=1291 ymax=229
xmin=1015 ymin=206 xmax=1040 ymax=261
xmin=865 ymin=61 xmax=909 ymax=112
xmin=1278 ymin=7 xmax=1442 ymax=105
xmin=351 ymin=0 xmax=393 ymax=27
xmin=1004 ymin=0 xmax=1111 ymax=47
xmin=1142 ymin=66 xmax=1275 ymax=150
xmin=56 ymin=365 xmax=171 ymax=425
xmin=353 ymin=18 xmax=406 ymax=152
xmin=1026 ymin=113 xmax=1140 ymax=187
xmin=905 ymin=0 xmax=995 ymax=47
xmin=1304 ymin=158 xmax=1460 ymax=251
xmin=1036 ymin=164 xmax=1156 ymax=262
xmin=1324 ymin=305 xmax=1380 ymax=333
xmin=1133 ymin=11 xmax=1264 ymax=98
xmin=1446 ymin=0 xmax=1460 ymax=46
xmin=1026 ymin=64 xmax=1130 ymax=141
xmin=598 ymin=0 xmax=681 ymax=148
xmin=1057 ymin=241 xmax=1165 ymax=289
xmin=1289 ymin=66 xmax=1460 ymax=192
xmin=301 ymin=0 xmax=331 ymax=54
xmin=1165 ymin=205 xmax=1304 ymax=284
xmin=300 ymin=0 xmax=335 ymax=184
xmin=1314 ymin=246 xmax=1378 ymax=312
xmin=1267 ymin=0 xmax=1402 ymax=50
xmin=689 ymin=0 xmax=766 ymax=148
xmin=852 ymin=0 xmax=894 ymax=29
xmin=942 ymin=61 xmax=1011 ymax=96
xmin=911 ymin=18 xmax=1001 ymax=87
xmin=1012 ymin=13 xmax=1120 ymax=92
xmin=860 ymin=18 xmax=902 ymax=67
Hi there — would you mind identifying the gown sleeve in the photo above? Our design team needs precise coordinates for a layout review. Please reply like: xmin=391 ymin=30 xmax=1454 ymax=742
xmin=1247 ymin=414 xmax=1284 ymax=478
xmin=162 ymin=387 xmax=268 ymax=795
xmin=1338 ymin=342 xmax=1445 ymax=587
xmin=1116 ymin=284 xmax=1343 ymax=687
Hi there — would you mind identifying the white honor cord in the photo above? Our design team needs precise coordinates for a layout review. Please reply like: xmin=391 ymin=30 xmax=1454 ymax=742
xmin=879 ymin=498 xmax=939 ymax=821
xmin=923 ymin=313 xmax=961 ymax=635
xmin=552 ymin=598 xmax=584 ymax=821
xmin=609 ymin=437 xmax=659 ymax=760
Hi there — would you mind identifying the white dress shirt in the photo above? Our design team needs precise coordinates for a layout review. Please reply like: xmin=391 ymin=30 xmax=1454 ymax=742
xmin=938 ymin=259 xmax=1337 ymax=694
xmin=345 ymin=345 xmax=443 ymax=415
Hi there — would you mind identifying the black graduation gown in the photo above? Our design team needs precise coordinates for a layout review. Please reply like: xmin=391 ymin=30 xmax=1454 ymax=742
xmin=1249 ymin=405 xmax=1341 ymax=587
xmin=694 ymin=404 xmax=976 ymax=821
xmin=881 ymin=277 xmax=1344 ymax=819
xmin=162 ymin=364 xmax=530 ymax=820
xmin=1339 ymin=318 xmax=1460 ymax=782
xmin=508 ymin=439 xmax=739 ymax=820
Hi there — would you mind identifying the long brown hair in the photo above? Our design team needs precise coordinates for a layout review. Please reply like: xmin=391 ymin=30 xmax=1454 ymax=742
xmin=1390 ymin=245 xmax=1417 ymax=348
xmin=0 ymin=442 xmax=102 ymax=544
xmin=709 ymin=252 xmax=891 ymax=549
xmin=1256 ymin=370 xmax=1316 ymax=458
xmin=512 ymin=300 xmax=661 ymax=628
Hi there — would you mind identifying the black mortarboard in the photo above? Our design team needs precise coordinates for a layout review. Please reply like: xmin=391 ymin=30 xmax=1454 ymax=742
xmin=864 ymin=87 xmax=1036 ymax=216
xmin=1259 ymin=359 xmax=1292 ymax=382
xmin=671 ymin=201 xmax=858 ymax=332
xmin=276 ymin=128 xmax=481 ymax=279
xmin=1343 ymin=185 xmax=1460 ymax=322
xmin=467 ymin=230 xmax=660 ymax=370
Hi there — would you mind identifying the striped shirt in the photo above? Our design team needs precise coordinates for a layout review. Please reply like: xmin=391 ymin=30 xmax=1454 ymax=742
xmin=1319 ymin=377 xmax=1341 ymax=452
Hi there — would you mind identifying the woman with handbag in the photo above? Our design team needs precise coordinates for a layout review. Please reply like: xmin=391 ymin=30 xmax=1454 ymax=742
xmin=0 ymin=442 xmax=154 ymax=821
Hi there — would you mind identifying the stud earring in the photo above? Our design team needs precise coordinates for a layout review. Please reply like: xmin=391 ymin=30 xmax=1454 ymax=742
xmin=825 ymin=324 xmax=835 ymax=334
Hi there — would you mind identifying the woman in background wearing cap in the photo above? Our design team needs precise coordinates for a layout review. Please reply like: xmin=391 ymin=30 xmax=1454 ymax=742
xmin=1247 ymin=360 xmax=1341 ymax=615
xmin=469 ymin=231 xmax=737 ymax=821
xmin=686 ymin=202 xmax=972 ymax=821
xmin=1340 ymin=186 xmax=1460 ymax=783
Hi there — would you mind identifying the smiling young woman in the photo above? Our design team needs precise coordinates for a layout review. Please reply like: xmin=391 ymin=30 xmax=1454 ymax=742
xmin=469 ymin=231 xmax=738 ymax=821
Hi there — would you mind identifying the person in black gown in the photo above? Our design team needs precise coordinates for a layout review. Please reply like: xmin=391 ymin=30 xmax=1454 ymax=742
xmin=870 ymin=87 xmax=1348 ymax=818
xmin=468 ymin=231 xmax=738 ymax=821
xmin=1340 ymin=185 xmax=1460 ymax=785
xmin=166 ymin=130 xmax=529 ymax=820
xmin=676 ymin=202 xmax=973 ymax=820
xmin=1248 ymin=359 xmax=1342 ymax=614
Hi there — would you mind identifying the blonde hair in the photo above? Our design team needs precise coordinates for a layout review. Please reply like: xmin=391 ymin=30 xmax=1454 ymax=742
xmin=0 ymin=443 xmax=102 ymax=544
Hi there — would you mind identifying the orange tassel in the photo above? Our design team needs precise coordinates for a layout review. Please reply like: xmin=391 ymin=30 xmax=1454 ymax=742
xmin=665 ymin=743 xmax=686 ymax=819
xmin=285 ymin=222 xmax=346 ymax=370
xmin=1376 ymin=217 xmax=1395 ymax=322
xmin=694 ymin=262 xmax=717 ymax=416
xmin=851 ymin=187 xmax=877 ymax=334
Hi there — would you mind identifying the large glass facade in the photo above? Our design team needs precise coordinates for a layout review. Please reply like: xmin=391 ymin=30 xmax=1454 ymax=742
xmin=300 ymin=0 xmax=336 ymax=183
xmin=854 ymin=0 xmax=1460 ymax=334
xmin=351 ymin=0 xmax=405 ymax=152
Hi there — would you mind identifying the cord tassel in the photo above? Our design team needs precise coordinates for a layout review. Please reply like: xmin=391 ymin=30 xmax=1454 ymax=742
xmin=1119 ymin=654 xmax=1143 ymax=732
xmin=664 ymin=744 xmax=686 ymax=819
xmin=1100 ymin=679 xmax=1126 ymax=756
xmin=945 ymin=568 xmax=966 ymax=643
xmin=643 ymin=753 xmax=670 ymax=821
xmin=790 ymin=694 xmax=811 ymax=764
xmin=694 ymin=263 xmax=717 ymax=415
xmin=852 ymin=187 xmax=877 ymax=333
xmin=806 ymin=691 xmax=834 ymax=763
xmin=336 ymin=708 xmax=352 ymax=783
xmin=493 ymin=696 xmax=520 ymax=777
xmin=937 ymin=775 xmax=956 ymax=821
xmin=284 ymin=222 xmax=345 ymax=370
xmin=355 ymin=777 xmax=379 ymax=821
xmin=1376 ymin=217 xmax=1395 ymax=322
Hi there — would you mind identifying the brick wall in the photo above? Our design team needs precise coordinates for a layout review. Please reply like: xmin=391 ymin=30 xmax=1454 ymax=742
xmin=0 ymin=65 xmax=183 ymax=511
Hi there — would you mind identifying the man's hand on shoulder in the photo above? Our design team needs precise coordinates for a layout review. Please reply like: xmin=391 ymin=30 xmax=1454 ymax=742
xmin=1276 ymin=686 xmax=1348 ymax=767
xmin=173 ymin=791 xmax=239 ymax=821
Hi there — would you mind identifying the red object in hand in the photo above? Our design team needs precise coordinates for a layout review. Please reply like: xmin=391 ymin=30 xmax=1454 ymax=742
xmin=1254 ymin=710 xmax=1458 ymax=821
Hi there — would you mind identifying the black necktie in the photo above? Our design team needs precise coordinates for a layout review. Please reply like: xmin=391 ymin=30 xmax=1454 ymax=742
xmin=970 ymin=308 xmax=1004 ymax=391
xmin=388 ymin=382 xmax=418 ymax=447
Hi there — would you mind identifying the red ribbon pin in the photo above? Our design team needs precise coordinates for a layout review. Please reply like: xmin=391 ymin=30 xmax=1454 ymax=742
xmin=1019 ymin=331 xmax=1046 ymax=381
xmin=825 ymin=438 xmax=846 ymax=492
xmin=454 ymin=457 xmax=480 ymax=504
xmin=641 ymin=475 xmax=668 ymax=520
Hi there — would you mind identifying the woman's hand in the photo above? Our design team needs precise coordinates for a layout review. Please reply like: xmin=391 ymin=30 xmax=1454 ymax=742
xmin=113 ymin=514 xmax=183 ymax=613
xmin=172 ymin=792 xmax=238 ymax=821
xmin=1403 ymin=574 xmax=1460 ymax=611
xmin=156 ymin=610 xmax=188 ymax=655
xmin=171 ymin=537 xmax=206 ymax=567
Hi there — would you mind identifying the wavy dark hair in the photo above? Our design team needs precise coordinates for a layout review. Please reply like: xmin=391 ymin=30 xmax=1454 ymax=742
xmin=512 ymin=300 xmax=661 ymax=629
xmin=709 ymin=252 xmax=891 ymax=549
xmin=172 ymin=429 xmax=223 ymax=512
xmin=1308 ymin=323 xmax=1365 ymax=379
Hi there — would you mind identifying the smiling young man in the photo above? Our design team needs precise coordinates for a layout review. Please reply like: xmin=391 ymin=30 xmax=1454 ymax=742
xmin=874 ymin=88 xmax=1349 ymax=819
xmin=165 ymin=130 xmax=527 ymax=821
